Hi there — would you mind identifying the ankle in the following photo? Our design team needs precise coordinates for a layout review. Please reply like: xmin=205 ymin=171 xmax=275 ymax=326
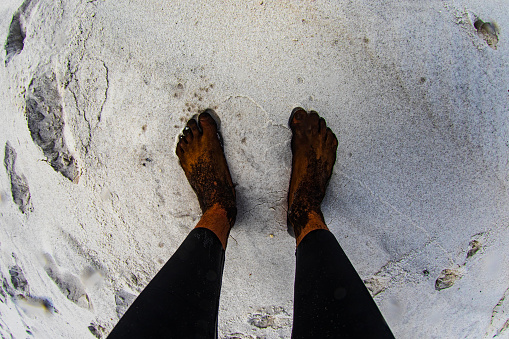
xmin=205 ymin=203 xmax=237 ymax=227
xmin=288 ymin=203 xmax=323 ymax=227
xmin=195 ymin=204 xmax=236 ymax=249
xmin=288 ymin=208 xmax=329 ymax=246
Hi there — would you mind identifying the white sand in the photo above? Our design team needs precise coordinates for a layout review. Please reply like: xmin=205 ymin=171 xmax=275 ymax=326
xmin=0 ymin=0 xmax=508 ymax=337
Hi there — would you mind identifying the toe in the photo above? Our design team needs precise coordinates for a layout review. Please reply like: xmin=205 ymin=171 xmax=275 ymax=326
xmin=308 ymin=111 xmax=320 ymax=130
xmin=178 ymin=134 xmax=188 ymax=145
xmin=318 ymin=118 xmax=326 ymax=134
xmin=326 ymin=128 xmax=338 ymax=148
xmin=198 ymin=109 xmax=218 ymax=135
xmin=183 ymin=126 xmax=193 ymax=143
xmin=176 ymin=143 xmax=184 ymax=157
xmin=187 ymin=118 xmax=201 ymax=135
xmin=289 ymin=107 xmax=307 ymax=130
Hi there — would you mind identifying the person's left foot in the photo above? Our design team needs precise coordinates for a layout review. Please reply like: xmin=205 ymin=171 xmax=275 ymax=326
xmin=176 ymin=110 xmax=237 ymax=226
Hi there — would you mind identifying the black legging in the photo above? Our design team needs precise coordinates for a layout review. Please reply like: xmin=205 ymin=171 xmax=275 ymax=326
xmin=108 ymin=228 xmax=394 ymax=338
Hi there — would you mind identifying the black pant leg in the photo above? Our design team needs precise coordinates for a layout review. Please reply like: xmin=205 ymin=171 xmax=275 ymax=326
xmin=108 ymin=228 xmax=225 ymax=339
xmin=292 ymin=229 xmax=394 ymax=339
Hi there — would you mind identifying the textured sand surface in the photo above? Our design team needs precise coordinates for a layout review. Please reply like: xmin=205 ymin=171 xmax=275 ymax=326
xmin=0 ymin=0 xmax=508 ymax=338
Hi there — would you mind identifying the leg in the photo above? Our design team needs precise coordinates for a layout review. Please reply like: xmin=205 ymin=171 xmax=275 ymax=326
xmin=288 ymin=108 xmax=394 ymax=338
xmin=108 ymin=227 xmax=225 ymax=339
xmin=108 ymin=111 xmax=236 ymax=338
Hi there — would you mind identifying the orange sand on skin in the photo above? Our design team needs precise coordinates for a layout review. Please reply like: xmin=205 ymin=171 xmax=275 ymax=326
xmin=195 ymin=205 xmax=231 ymax=250
xmin=295 ymin=211 xmax=330 ymax=246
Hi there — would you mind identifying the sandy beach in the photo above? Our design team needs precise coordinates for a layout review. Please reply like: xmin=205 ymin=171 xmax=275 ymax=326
xmin=0 ymin=0 xmax=508 ymax=337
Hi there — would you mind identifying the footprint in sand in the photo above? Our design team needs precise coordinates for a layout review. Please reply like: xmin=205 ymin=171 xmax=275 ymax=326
xmin=435 ymin=268 xmax=462 ymax=291
xmin=474 ymin=19 xmax=499 ymax=49
xmin=114 ymin=289 xmax=137 ymax=318
xmin=26 ymin=69 xmax=79 ymax=182
xmin=3 ymin=142 xmax=32 ymax=214
xmin=42 ymin=253 xmax=91 ymax=309
xmin=4 ymin=0 xmax=37 ymax=64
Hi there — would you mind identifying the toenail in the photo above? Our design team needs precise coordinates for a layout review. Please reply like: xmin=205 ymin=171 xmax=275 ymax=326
xmin=295 ymin=110 xmax=306 ymax=120
xmin=200 ymin=111 xmax=212 ymax=119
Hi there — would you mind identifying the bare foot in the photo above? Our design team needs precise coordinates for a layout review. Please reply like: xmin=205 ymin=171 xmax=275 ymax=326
xmin=288 ymin=108 xmax=338 ymax=244
xmin=176 ymin=110 xmax=237 ymax=228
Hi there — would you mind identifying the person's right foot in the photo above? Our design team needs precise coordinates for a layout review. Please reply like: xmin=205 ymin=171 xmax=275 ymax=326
xmin=288 ymin=108 xmax=338 ymax=243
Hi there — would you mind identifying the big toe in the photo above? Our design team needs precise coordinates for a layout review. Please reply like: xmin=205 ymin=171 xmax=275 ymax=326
xmin=289 ymin=107 xmax=307 ymax=130
xmin=198 ymin=109 xmax=218 ymax=136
